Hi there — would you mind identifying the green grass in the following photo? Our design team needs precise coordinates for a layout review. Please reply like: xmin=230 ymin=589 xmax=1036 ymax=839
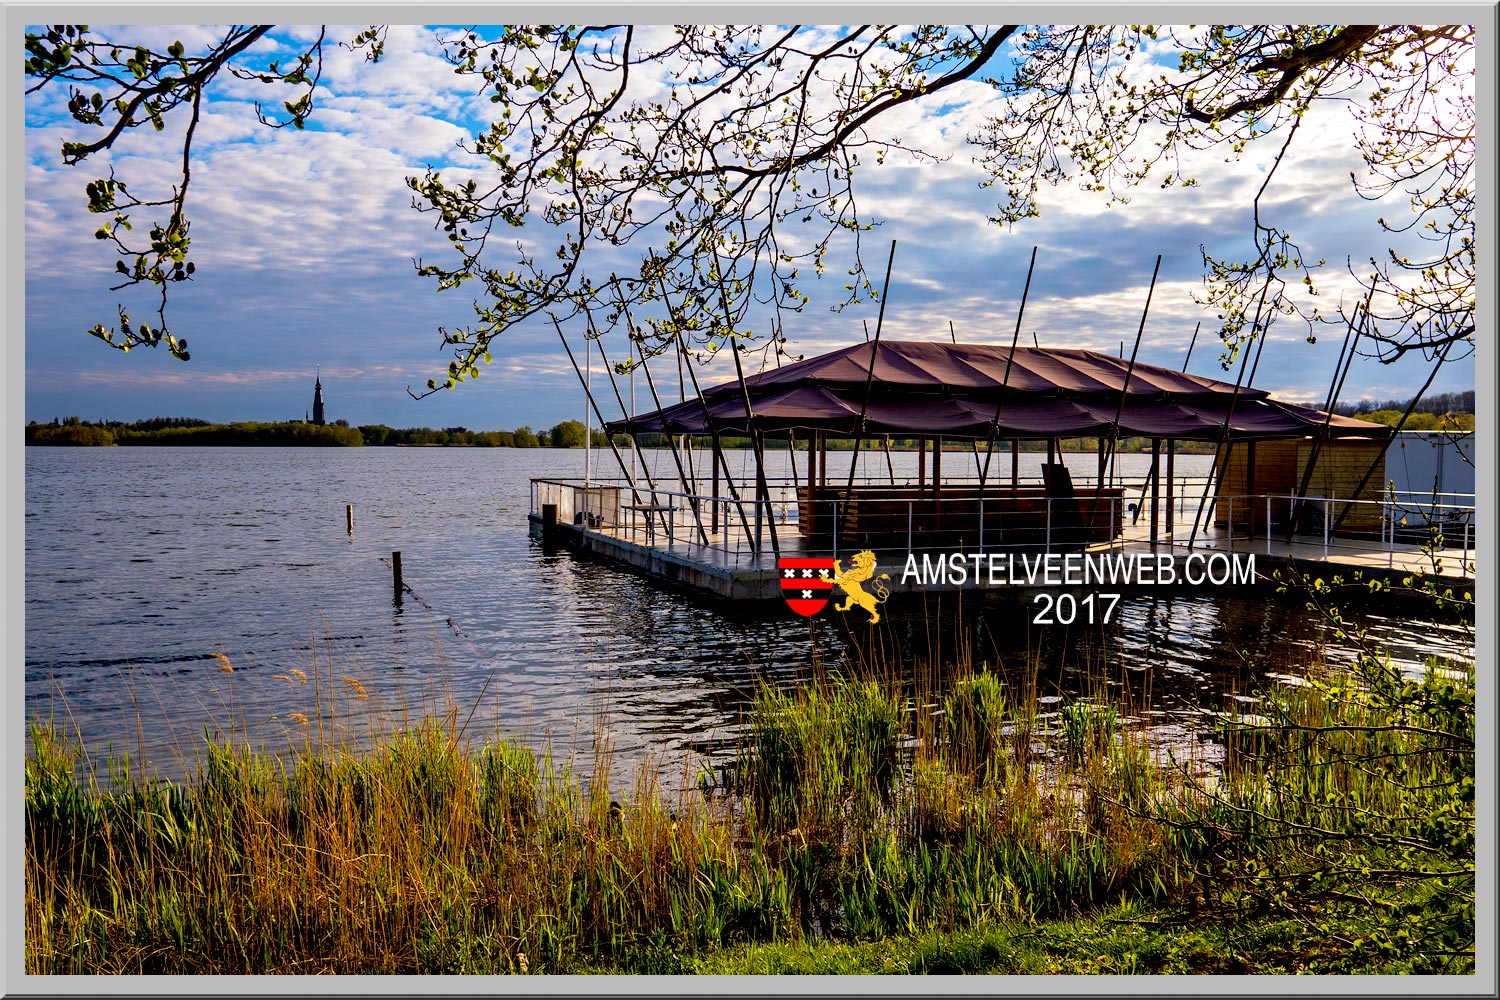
xmin=25 ymin=643 xmax=1474 ymax=975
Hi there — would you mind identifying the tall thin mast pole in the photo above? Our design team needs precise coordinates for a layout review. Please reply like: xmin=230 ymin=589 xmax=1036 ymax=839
xmin=553 ymin=318 xmax=640 ymax=503
xmin=712 ymin=277 xmax=781 ymax=560
xmin=584 ymin=330 xmax=592 ymax=485
xmin=1286 ymin=291 xmax=1369 ymax=541
xmin=1101 ymin=254 xmax=1162 ymax=489
xmin=843 ymin=240 xmax=898 ymax=497
xmin=1329 ymin=333 xmax=1458 ymax=535
xmin=1186 ymin=278 xmax=1275 ymax=550
xmin=619 ymin=301 xmax=711 ymax=547
xmin=652 ymin=267 xmax=756 ymax=548
xmin=979 ymin=246 xmax=1037 ymax=488
xmin=1182 ymin=321 xmax=1202 ymax=370
xmin=587 ymin=308 xmax=661 ymax=498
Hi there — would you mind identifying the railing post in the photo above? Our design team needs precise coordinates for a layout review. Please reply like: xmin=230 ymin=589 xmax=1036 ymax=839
xmin=978 ymin=498 xmax=984 ymax=554
xmin=833 ymin=500 xmax=839 ymax=561
xmin=1323 ymin=493 xmax=1331 ymax=556
xmin=1266 ymin=496 xmax=1272 ymax=556
xmin=1389 ymin=493 xmax=1396 ymax=569
xmin=1045 ymin=495 xmax=1052 ymax=556
xmin=908 ymin=500 xmax=914 ymax=555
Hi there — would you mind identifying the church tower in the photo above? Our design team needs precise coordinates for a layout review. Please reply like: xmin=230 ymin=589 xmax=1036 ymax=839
xmin=312 ymin=369 xmax=325 ymax=426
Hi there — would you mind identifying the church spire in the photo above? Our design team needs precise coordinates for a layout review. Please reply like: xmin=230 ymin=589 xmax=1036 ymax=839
xmin=312 ymin=367 xmax=325 ymax=426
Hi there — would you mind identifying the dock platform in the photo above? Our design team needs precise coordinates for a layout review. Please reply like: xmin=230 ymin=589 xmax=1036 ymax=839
xmin=530 ymin=476 xmax=1474 ymax=602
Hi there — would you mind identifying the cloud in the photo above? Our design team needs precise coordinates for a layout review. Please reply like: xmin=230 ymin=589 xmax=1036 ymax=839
xmin=23 ymin=24 xmax=1475 ymax=428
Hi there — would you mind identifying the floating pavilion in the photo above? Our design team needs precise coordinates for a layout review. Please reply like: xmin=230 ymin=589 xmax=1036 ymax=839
xmin=530 ymin=340 xmax=1471 ymax=598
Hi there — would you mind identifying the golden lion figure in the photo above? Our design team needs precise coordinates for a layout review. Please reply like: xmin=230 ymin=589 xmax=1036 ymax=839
xmin=822 ymin=550 xmax=891 ymax=624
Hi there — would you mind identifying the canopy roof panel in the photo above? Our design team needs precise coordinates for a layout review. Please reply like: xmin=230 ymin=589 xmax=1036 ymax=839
xmin=605 ymin=340 xmax=1390 ymax=442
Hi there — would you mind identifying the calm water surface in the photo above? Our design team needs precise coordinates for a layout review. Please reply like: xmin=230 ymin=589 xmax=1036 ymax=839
xmin=24 ymin=446 xmax=1473 ymax=789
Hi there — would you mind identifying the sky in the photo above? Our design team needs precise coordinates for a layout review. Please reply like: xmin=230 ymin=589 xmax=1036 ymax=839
xmin=22 ymin=23 xmax=1478 ymax=431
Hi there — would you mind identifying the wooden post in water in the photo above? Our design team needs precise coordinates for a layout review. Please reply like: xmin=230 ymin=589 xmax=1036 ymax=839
xmin=346 ymin=504 xmax=354 ymax=536
xmin=392 ymin=550 xmax=404 ymax=604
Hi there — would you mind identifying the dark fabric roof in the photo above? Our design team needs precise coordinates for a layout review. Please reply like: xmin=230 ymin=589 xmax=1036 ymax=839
xmin=605 ymin=340 xmax=1390 ymax=442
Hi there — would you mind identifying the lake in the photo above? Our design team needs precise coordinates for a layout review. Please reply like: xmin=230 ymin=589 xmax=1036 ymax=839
xmin=24 ymin=445 xmax=1474 ymax=790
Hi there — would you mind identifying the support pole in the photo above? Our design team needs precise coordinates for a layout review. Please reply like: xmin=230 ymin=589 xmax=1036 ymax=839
xmin=1186 ymin=313 xmax=1264 ymax=550
xmin=979 ymin=246 xmax=1037 ymax=487
xmin=1100 ymin=253 xmax=1161 ymax=489
xmin=554 ymin=317 xmax=641 ymax=505
xmin=588 ymin=318 xmax=658 ymax=504
xmin=843 ymin=240 xmax=899 ymax=500
xmin=1149 ymin=439 xmax=1160 ymax=543
xmin=715 ymin=285 xmax=781 ymax=561
xmin=584 ymin=331 xmax=592 ymax=485
xmin=663 ymin=290 xmax=754 ymax=549
xmin=1287 ymin=293 xmax=1368 ymax=541
xmin=645 ymin=269 xmax=756 ymax=551
xmin=1166 ymin=439 xmax=1176 ymax=536
xmin=1329 ymin=333 xmax=1458 ymax=536
xmin=1182 ymin=321 xmax=1202 ymax=370
xmin=622 ymin=313 xmax=710 ymax=546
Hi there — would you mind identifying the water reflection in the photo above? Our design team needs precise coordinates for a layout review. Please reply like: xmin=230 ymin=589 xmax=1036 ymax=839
xmin=24 ymin=446 xmax=1473 ymax=792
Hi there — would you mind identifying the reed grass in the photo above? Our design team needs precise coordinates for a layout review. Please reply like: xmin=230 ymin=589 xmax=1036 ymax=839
xmin=25 ymin=621 xmax=1474 ymax=975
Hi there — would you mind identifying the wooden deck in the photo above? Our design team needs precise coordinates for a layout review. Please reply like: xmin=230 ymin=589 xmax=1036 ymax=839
xmin=530 ymin=497 xmax=1474 ymax=602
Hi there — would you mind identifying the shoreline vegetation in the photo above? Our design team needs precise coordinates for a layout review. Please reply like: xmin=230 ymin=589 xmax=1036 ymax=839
xmin=25 ymin=582 xmax=1474 ymax=976
xmin=23 ymin=404 xmax=1475 ymax=453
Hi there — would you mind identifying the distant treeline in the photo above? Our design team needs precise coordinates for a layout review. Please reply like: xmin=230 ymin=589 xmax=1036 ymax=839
xmin=1335 ymin=390 xmax=1474 ymax=418
xmin=24 ymin=417 xmax=610 ymax=448
xmin=26 ymin=418 xmax=363 ymax=447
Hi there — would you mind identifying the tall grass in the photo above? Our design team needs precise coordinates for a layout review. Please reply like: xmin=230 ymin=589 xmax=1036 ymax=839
xmin=25 ymin=629 xmax=1473 ymax=974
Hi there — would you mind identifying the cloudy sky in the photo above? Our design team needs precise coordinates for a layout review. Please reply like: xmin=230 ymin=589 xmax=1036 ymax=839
xmin=23 ymin=23 xmax=1476 ymax=430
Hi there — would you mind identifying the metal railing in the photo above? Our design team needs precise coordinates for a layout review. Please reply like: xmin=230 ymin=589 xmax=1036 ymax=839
xmin=1211 ymin=489 xmax=1475 ymax=572
xmin=533 ymin=474 xmax=1219 ymax=560
xmin=533 ymin=475 xmax=1475 ymax=578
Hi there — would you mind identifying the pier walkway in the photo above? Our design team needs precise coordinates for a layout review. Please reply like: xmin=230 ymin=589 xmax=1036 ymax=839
xmin=531 ymin=476 xmax=1474 ymax=602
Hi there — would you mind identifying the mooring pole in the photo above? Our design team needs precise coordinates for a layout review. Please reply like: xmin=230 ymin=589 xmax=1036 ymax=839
xmin=1149 ymin=440 xmax=1161 ymax=541
xmin=346 ymin=504 xmax=354 ymax=536
xmin=392 ymin=550 xmax=403 ymax=603
xmin=1166 ymin=439 xmax=1176 ymax=537
xmin=712 ymin=435 xmax=721 ymax=535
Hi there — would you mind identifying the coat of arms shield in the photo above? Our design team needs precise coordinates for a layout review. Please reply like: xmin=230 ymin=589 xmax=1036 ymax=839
xmin=778 ymin=557 xmax=837 ymax=616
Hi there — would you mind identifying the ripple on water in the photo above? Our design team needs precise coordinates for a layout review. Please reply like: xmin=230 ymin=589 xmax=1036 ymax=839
xmin=24 ymin=446 xmax=1473 ymax=787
